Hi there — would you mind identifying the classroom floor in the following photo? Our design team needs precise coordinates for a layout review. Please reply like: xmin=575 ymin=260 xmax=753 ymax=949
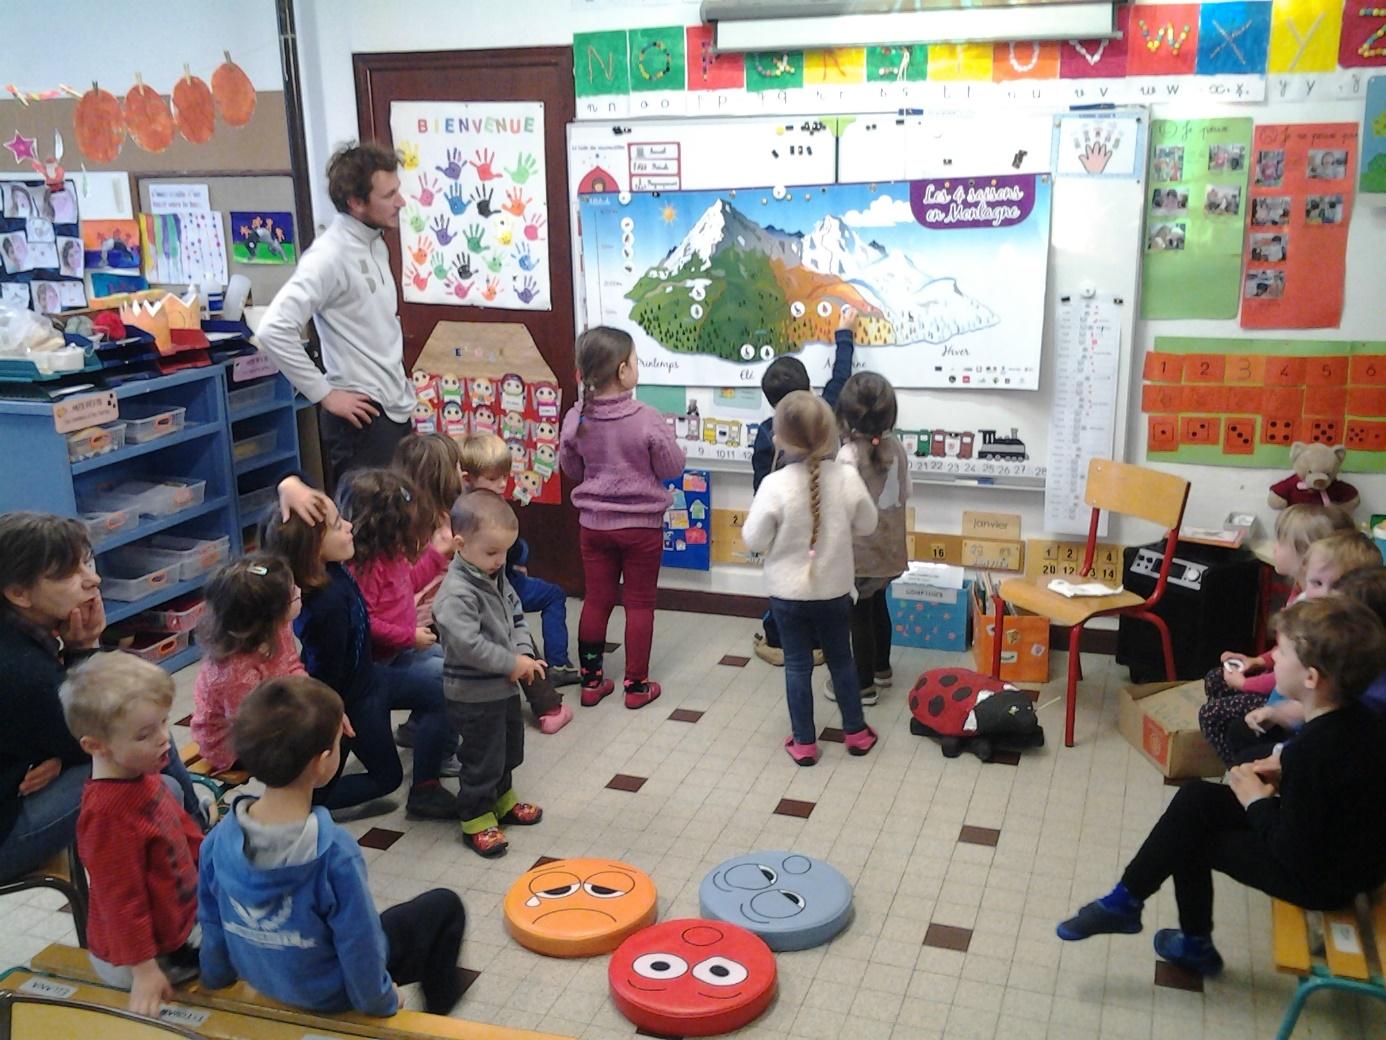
xmin=3 ymin=604 xmax=1384 ymax=1040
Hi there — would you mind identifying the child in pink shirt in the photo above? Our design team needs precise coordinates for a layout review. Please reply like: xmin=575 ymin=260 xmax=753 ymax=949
xmin=192 ymin=554 xmax=304 ymax=772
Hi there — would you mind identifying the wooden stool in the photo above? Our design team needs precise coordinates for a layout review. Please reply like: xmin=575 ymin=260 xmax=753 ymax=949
xmin=1270 ymin=887 xmax=1386 ymax=1039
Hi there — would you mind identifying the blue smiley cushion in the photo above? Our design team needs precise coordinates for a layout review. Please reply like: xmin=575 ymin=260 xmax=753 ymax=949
xmin=698 ymin=852 xmax=853 ymax=951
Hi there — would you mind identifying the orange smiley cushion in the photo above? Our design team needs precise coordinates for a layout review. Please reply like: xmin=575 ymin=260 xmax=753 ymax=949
xmin=503 ymin=858 xmax=658 ymax=957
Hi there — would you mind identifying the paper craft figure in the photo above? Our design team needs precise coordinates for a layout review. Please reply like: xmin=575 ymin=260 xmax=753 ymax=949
xmin=501 ymin=372 xmax=526 ymax=413
xmin=413 ymin=399 xmax=439 ymax=434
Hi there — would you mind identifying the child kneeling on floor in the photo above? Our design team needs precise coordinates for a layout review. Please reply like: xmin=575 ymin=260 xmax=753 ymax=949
xmin=1057 ymin=597 xmax=1386 ymax=976
xmin=433 ymin=489 xmax=549 ymax=857
xmin=198 ymin=676 xmax=466 ymax=1016
xmin=63 ymin=651 xmax=203 ymax=1017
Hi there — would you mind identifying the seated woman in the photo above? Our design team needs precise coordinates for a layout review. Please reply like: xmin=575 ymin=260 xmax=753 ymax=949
xmin=0 ymin=512 xmax=201 ymax=882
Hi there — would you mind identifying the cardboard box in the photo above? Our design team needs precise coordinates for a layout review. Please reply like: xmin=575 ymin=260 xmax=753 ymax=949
xmin=1117 ymin=681 xmax=1226 ymax=779
xmin=887 ymin=566 xmax=971 ymax=651
xmin=971 ymin=584 xmax=1050 ymax=683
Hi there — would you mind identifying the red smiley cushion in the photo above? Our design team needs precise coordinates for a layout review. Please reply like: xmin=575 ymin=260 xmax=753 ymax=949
xmin=609 ymin=919 xmax=777 ymax=1036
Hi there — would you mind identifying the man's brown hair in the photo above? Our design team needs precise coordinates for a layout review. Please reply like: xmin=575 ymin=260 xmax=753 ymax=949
xmin=233 ymin=676 xmax=344 ymax=787
xmin=1273 ymin=597 xmax=1386 ymax=701
xmin=327 ymin=141 xmax=400 ymax=214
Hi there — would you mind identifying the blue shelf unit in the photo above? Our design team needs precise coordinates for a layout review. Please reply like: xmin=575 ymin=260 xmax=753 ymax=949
xmin=0 ymin=362 xmax=301 ymax=671
xmin=226 ymin=367 xmax=303 ymax=546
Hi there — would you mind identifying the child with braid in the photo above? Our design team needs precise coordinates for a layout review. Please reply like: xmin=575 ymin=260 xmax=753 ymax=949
xmin=742 ymin=391 xmax=879 ymax=765
xmin=558 ymin=327 xmax=686 ymax=710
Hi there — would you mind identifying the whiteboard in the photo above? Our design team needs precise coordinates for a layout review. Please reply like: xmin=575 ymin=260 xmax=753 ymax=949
xmin=567 ymin=111 xmax=1146 ymax=517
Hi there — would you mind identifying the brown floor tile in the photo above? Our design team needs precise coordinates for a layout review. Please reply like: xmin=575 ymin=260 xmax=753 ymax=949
xmin=958 ymin=825 xmax=1001 ymax=847
xmin=669 ymin=709 xmax=704 ymax=723
xmin=357 ymin=827 xmax=404 ymax=851
xmin=1154 ymin=961 xmax=1204 ymax=992
xmin=174 ymin=715 xmax=192 ymax=727
xmin=605 ymin=642 xmax=621 ymax=653
xmin=456 ymin=967 xmax=482 ymax=998
xmin=990 ymin=749 xmax=1023 ymax=766
xmin=1164 ymin=776 xmax=1196 ymax=787
xmin=774 ymin=798 xmax=816 ymax=818
xmin=636 ymin=1029 xmax=682 ymax=1040
xmin=607 ymin=774 xmax=647 ymax=792
xmin=718 ymin=654 xmax=750 ymax=667
xmin=923 ymin=922 xmax=973 ymax=952
xmin=530 ymin=856 xmax=561 ymax=869
xmin=819 ymin=727 xmax=845 ymax=743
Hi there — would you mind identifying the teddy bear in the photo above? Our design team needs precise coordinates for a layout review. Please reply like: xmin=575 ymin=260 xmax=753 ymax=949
xmin=1268 ymin=441 xmax=1360 ymax=513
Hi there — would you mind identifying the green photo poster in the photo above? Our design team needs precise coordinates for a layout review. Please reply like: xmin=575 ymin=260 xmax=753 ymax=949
xmin=1141 ymin=117 xmax=1252 ymax=320
xmin=865 ymin=45 xmax=929 ymax=82
xmin=744 ymin=51 xmax=805 ymax=92
xmin=629 ymin=27 xmax=686 ymax=93
xmin=574 ymin=31 xmax=630 ymax=97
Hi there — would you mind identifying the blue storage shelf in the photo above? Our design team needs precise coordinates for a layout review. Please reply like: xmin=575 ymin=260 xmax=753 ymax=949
xmin=104 ymin=574 xmax=218 ymax=624
xmin=234 ymin=447 xmax=297 ymax=477
xmin=71 ymin=422 xmax=220 ymax=475
xmin=90 ymin=497 xmax=231 ymax=554
xmin=161 ymin=642 xmax=204 ymax=673
xmin=230 ymin=398 xmax=294 ymax=423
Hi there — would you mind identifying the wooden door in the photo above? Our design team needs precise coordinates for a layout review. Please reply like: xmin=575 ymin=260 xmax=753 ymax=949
xmin=354 ymin=47 xmax=581 ymax=593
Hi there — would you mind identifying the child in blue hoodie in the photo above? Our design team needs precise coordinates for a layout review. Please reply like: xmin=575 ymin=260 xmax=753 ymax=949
xmin=197 ymin=676 xmax=465 ymax=1016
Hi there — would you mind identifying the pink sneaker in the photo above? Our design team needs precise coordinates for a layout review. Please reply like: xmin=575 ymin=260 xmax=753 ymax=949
xmin=624 ymin=680 xmax=661 ymax=709
xmin=784 ymin=736 xmax=820 ymax=766
xmin=581 ymin=679 xmax=615 ymax=707
xmin=538 ymin=703 xmax=573 ymax=734
xmin=844 ymin=725 xmax=878 ymax=757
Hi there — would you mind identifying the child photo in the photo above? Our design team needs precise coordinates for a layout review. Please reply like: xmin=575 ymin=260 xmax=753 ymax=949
xmin=1307 ymin=149 xmax=1348 ymax=180
xmin=1146 ymin=223 xmax=1187 ymax=251
xmin=1208 ymin=143 xmax=1246 ymax=172
xmin=1152 ymin=146 xmax=1184 ymax=182
xmin=26 ymin=218 xmax=55 ymax=244
xmin=1204 ymin=185 xmax=1241 ymax=216
xmin=1255 ymin=149 xmax=1285 ymax=187
xmin=1306 ymin=194 xmax=1345 ymax=225
xmin=1 ymin=183 xmax=52 ymax=219
xmin=58 ymin=281 xmax=87 ymax=308
xmin=0 ymin=282 xmax=27 ymax=309
xmin=1249 ymin=232 xmax=1288 ymax=263
xmin=30 ymin=280 xmax=62 ymax=314
xmin=1244 ymin=268 xmax=1285 ymax=299
xmin=58 ymin=236 xmax=83 ymax=278
xmin=50 ymin=186 xmax=78 ymax=224
xmin=1151 ymin=188 xmax=1189 ymax=215
xmin=1252 ymin=195 xmax=1291 ymax=226
xmin=0 ymin=231 xmax=31 ymax=274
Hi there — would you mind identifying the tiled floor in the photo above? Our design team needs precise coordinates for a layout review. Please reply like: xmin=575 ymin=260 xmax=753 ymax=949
xmin=4 ymin=603 xmax=1384 ymax=1039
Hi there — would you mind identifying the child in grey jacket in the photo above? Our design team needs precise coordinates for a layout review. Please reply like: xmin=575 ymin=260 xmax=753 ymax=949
xmin=432 ymin=490 xmax=551 ymax=858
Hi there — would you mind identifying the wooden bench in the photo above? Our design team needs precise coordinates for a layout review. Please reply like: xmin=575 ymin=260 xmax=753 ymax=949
xmin=179 ymin=742 xmax=251 ymax=788
xmin=29 ymin=944 xmax=573 ymax=1040
xmin=1270 ymin=888 xmax=1386 ymax=1039
xmin=0 ymin=845 xmax=89 ymax=946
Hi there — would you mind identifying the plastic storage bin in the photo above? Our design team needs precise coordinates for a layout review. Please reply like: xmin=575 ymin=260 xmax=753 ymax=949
xmin=143 ymin=534 xmax=231 ymax=580
xmin=102 ymin=627 xmax=190 ymax=663
xmin=67 ymin=422 xmax=127 ymax=462
xmin=80 ymin=477 xmax=206 ymax=518
xmin=121 ymin=403 xmax=186 ymax=443
xmin=127 ymin=593 xmax=205 ymax=633
xmin=81 ymin=509 xmax=135 ymax=542
xmin=99 ymin=550 xmax=176 ymax=602
xmin=238 ymin=485 xmax=278 ymax=525
xmin=232 ymin=430 xmax=278 ymax=462
xmin=228 ymin=381 xmax=276 ymax=414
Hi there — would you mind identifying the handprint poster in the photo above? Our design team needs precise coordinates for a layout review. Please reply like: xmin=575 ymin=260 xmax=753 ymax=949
xmin=1141 ymin=117 xmax=1253 ymax=320
xmin=389 ymin=101 xmax=551 ymax=311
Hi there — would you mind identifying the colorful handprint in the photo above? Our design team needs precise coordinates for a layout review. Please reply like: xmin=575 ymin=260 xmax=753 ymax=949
xmin=404 ymin=206 xmax=426 ymax=234
xmin=505 ymin=152 xmax=538 ymax=185
xmin=515 ymin=243 xmax=539 ymax=272
xmin=484 ymin=253 xmax=504 ymax=273
xmin=407 ymin=264 xmax=430 ymax=291
xmin=398 ymin=141 xmax=420 ymax=171
xmin=464 ymin=224 xmax=487 ymax=252
xmin=411 ymin=174 xmax=439 ymax=208
xmin=445 ymin=183 xmax=470 ymax=216
xmin=436 ymin=147 xmax=466 ymax=181
xmin=430 ymin=215 xmax=456 ymax=246
xmin=472 ymin=186 xmax=495 ymax=218
xmin=407 ymin=236 xmax=433 ymax=266
xmin=472 ymin=148 xmax=499 ymax=181
xmin=482 ymin=277 xmax=501 ymax=301
xmin=495 ymin=222 xmax=514 ymax=247
xmin=444 ymin=276 xmax=473 ymax=300
xmin=515 ymin=276 xmax=540 ymax=304
xmin=523 ymin=214 xmax=546 ymax=241
xmin=431 ymin=252 xmax=449 ymax=281
xmin=503 ymin=187 xmax=529 ymax=217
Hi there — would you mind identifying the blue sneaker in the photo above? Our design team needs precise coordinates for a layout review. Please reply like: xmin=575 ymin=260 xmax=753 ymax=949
xmin=1153 ymin=929 xmax=1224 ymax=976
xmin=1057 ymin=899 xmax=1144 ymax=940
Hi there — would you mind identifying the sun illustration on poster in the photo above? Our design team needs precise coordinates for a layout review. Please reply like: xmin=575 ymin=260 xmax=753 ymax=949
xmin=661 ymin=203 xmax=678 ymax=223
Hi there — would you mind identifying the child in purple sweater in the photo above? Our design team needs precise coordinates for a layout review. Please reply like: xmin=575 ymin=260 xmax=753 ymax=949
xmin=559 ymin=327 xmax=686 ymax=710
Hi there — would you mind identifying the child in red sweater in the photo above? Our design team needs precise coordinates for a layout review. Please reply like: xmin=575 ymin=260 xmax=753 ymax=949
xmin=192 ymin=554 xmax=305 ymax=772
xmin=61 ymin=651 xmax=202 ymax=1017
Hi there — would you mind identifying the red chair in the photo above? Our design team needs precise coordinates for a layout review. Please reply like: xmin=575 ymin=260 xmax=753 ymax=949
xmin=989 ymin=458 xmax=1190 ymax=746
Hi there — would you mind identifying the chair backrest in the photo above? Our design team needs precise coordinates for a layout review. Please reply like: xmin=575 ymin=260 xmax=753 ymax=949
xmin=0 ymin=992 xmax=204 ymax=1040
xmin=1084 ymin=458 xmax=1190 ymax=531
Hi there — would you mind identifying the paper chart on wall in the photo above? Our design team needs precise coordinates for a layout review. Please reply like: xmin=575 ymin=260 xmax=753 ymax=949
xmin=1241 ymin=122 xmax=1355 ymax=329
xmin=1044 ymin=297 xmax=1120 ymax=536
xmin=146 ymin=182 xmax=229 ymax=286
xmin=390 ymin=101 xmax=550 ymax=311
xmin=578 ymin=175 xmax=1052 ymax=388
xmin=1363 ymin=76 xmax=1386 ymax=196
xmin=1141 ymin=117 xmax=1253 ymax=319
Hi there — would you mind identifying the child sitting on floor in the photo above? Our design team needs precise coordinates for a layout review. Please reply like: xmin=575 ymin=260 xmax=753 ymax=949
xmin=62 ymin=652 xmax=203 ymax=1016
xmin=1058 ymin=597 xmax=1386 ymax=977
xmin=198 ymin=675 xmax=466 ymax=1016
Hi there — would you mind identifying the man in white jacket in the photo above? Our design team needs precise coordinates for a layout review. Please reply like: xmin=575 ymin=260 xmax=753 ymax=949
xmin=256 ymin=142 xmax=413 ymax=480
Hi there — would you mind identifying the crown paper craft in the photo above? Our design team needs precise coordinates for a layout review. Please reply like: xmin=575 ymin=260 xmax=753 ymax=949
xmin=119 ymin=291 xmax=208 ymax=354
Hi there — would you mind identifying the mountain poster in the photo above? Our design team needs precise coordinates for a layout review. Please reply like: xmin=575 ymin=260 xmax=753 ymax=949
xmin=578 ymin=176 xmax=1051 ymax=389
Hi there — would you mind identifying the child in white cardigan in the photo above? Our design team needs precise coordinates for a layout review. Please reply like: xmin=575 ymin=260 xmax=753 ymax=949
xmin=742 ymin=391 xmax=879 ymax=765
